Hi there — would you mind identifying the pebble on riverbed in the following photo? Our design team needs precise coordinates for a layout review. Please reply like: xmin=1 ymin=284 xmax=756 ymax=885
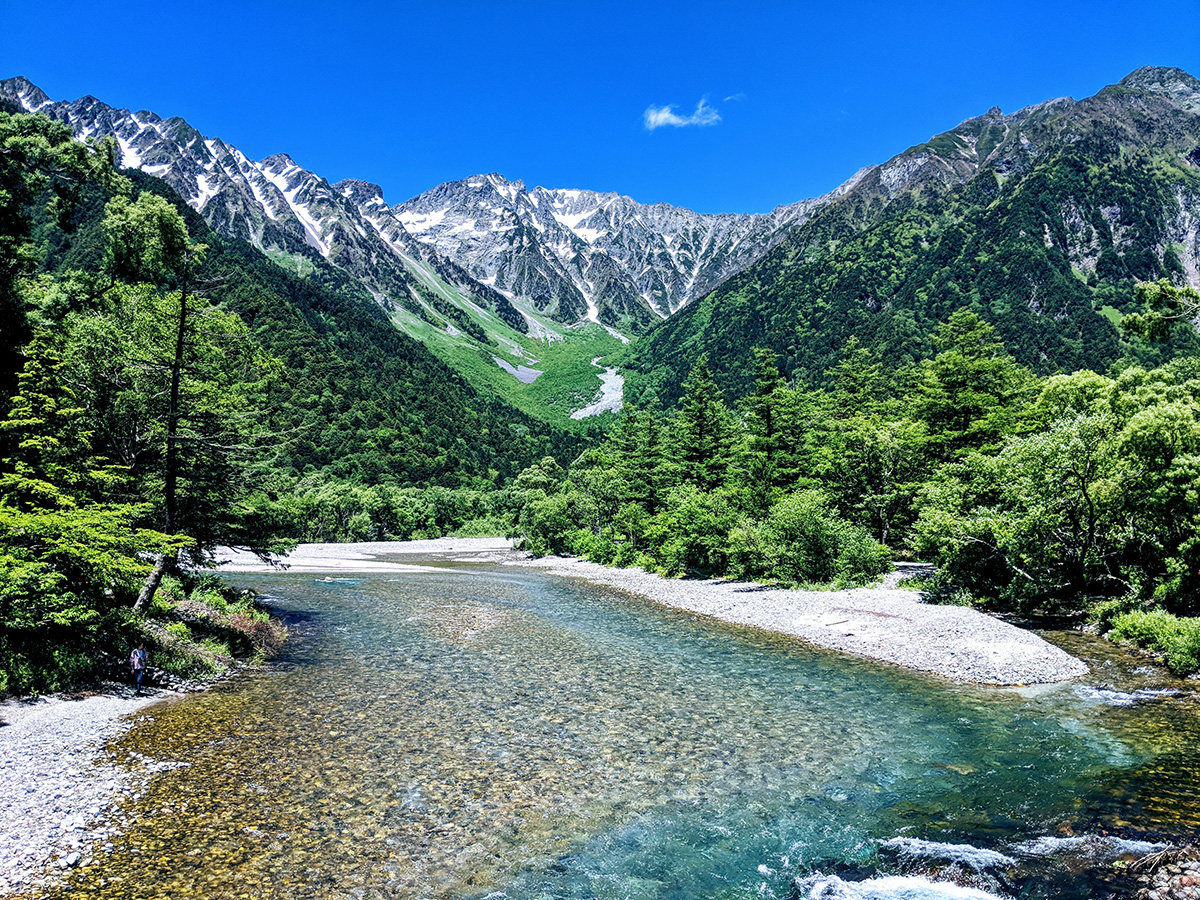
xmin=0 ymin=683 xmax=207 ymax=897
xmin=1133 ymin=847 xmax=1200 ymax=900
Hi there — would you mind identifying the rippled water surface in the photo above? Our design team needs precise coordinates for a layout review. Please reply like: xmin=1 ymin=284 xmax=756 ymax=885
xmin=55 ymin=565 xmax=1200 ymax=899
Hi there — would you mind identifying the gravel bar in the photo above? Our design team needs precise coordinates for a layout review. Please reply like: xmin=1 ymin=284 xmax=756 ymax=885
xmin=515 ymin=555 xmax=1089 ymax=685
xmin=219 ymin=539 xmax=1088 ymax=685
xmin=0 ymin=687 xmax=183 ymax=895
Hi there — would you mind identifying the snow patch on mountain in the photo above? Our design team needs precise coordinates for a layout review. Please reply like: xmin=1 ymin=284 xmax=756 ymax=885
xmin=571 ymin=358 xmax=624 ymax=419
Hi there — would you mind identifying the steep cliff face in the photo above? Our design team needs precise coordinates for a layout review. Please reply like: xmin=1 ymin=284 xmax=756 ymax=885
xmin=393 ymin=171 xmax=866 ymax=326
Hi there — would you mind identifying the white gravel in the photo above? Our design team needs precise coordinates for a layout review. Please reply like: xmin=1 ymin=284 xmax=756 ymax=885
xmin=518 ymin=555 xmax=1088 ymax=685
xmin=219 ymin=540 xmax=1088 ymax=685
xmin=0 ymin=687 xmax=183 ymax=895
xmin=215 ymin=538 xmax=514 ymax=573
xmin=570 ymin=357 xmax=625 ymax=419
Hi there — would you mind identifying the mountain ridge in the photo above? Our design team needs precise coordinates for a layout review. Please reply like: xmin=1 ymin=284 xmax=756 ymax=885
xmin=623 ymin=65 xmax=1200 ymax=405
xmin=389 ymin=169 xmax=870 ymax=322
xmin=0 ymin=76 xmax=843 ymax=335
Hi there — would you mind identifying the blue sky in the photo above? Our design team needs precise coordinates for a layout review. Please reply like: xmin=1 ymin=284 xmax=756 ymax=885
xmin=5 ymin=0 xmax=1199 ymax=213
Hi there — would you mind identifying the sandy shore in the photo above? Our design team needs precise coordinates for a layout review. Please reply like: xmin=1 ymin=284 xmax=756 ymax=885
xmin=218 ymin=538 xmax=1088 ymax=685
xmin=215 ymin=537 xmax=515 ymax=573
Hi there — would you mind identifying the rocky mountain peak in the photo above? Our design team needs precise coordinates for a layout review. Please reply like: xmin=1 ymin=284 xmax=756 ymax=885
xmin=2 ymin=75 xmax=50 ymax=111
xmin=1117 ymin=66 xmax=1200 ymax=112
xmin=336 ymin=179 xmax=386 ymax=207
xmin=260 ymin=152 xmax=300 ymax=173
xmin=1120 ymin=65 xmax=1200 ymax=91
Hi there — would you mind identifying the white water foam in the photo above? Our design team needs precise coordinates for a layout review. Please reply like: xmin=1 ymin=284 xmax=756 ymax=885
xmin=880 ymin=837 xmax=1015 ymax=871
xmin=1073 ymin=685 xmax=1183 ymax=707
xmin=794 ymin=873 xmax=1003 ymax=899
xmin=1012 ymin=834 xmax=1167 ymax=859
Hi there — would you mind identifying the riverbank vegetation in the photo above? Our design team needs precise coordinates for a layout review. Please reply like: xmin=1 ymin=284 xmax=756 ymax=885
xmin=511 ymin=294 xmax=1200 ymax=672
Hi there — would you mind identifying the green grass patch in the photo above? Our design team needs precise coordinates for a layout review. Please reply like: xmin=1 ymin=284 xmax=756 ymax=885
xmin=1108 ymin=609 xmax=1200 ymax=674
xmin=392 ymin=298 xmax=625 ymax=429
xmin=263 ymin=247 xmax=317 ymax=278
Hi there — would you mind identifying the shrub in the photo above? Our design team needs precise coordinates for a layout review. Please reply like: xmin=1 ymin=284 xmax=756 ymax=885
xmin=157 ymin=576 xmax=187 ymax=605
xmin=147 ymin=589 xmax=177 ymax=618
xmin=164 ymin=621 xmax=191 ymax=642
xmin=453 ymin=516 xmax=508 ymax=538
xmin=832 ymin=524 xmax=892 ymax=588
xmin=1108 ymin=609 xmax=1200 ymax=674
xmin=728 ymin=491 xmax=891 ymax=588
xmin=229 ymin=611 xmax=287 ymax=652
xmin=193 ymin=587 xmax=229 ymax=613
xmin=923 ymin=580 xmax=982 ymax=606
xmin=642 ymin=486 xmax=739 ymax=577
xmin=520 ymin=490 xmax=595 ymax=557
xmin=574 ymin=530 xmax=617 ymax=565
xmin=1088 ymin=593 xmax=1146 ymax=631
xmin=199 ymin=637 xmax=232 ymax=659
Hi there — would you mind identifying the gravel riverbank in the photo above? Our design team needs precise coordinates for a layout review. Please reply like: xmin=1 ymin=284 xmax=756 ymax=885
xmin=515 ymin=555 xmax=1089 ymax=685
xmin=218 ymin=538 xmax=1088 ymax=685
xmin=0 ymin=687 xmax=183 ymax=896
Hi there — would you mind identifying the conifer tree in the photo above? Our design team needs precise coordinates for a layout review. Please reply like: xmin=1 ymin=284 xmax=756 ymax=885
xmin=672 ymin=355 xmax=732 ymax=492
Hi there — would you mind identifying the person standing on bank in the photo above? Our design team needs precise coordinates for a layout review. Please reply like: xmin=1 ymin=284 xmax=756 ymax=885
xmin=129 ymin=642 xmax=148 ymax=694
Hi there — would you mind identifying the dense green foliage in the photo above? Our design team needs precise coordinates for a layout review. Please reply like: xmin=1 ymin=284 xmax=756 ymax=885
xmin=285 ymin=481 xmax=515 ymax=543
xmin=513 ymin=351 xmax=894 ymax=586
xmin=0 ymin=109 xmax=586 ymax=693
xmin=1107 ymin=609 xmax=1200 ymax=675
xmin=516 ymin=300 xmax=1200 ymax=644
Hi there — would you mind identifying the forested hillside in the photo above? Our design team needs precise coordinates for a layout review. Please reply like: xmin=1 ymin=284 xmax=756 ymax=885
xmin=624 ymin=67 xmax=1200 ymax=406
xmin=0 ymin=105 xmax=587 ymax=692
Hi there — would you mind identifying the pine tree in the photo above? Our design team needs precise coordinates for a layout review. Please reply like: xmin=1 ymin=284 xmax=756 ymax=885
xmin=672 ymin=355 xmax=732 ymax=492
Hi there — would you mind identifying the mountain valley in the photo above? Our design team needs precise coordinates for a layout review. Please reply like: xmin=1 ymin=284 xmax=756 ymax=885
xmin=7 ymin=67 xmax=1199 ymax=419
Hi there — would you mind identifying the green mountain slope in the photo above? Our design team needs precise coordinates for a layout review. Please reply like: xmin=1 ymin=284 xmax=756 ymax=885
xmin=37 ymin=167 xmax=590 ymax=486
xmin=623 ymin=67 xmax=1200 ymax=405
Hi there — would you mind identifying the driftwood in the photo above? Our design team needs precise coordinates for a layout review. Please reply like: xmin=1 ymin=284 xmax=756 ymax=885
xmin=1128 ymin=844 xmax=1198 ymax=875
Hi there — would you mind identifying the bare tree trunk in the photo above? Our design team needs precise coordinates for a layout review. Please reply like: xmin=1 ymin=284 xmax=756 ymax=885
xmin=135 ymin=275 xmax=189 ymax=612
xmin=133 ymin=549 xmax=176 ymax=613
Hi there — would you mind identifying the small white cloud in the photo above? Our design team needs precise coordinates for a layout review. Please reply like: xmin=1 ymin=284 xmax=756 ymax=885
xmin=643 ymin=98 xmax=721 ymax=131
xmin=723 ymin=92 xmax=746 ymax=102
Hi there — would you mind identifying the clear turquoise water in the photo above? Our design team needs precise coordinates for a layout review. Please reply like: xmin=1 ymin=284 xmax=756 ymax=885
xmin=59 ymin=565 xmax=1200 ymax=899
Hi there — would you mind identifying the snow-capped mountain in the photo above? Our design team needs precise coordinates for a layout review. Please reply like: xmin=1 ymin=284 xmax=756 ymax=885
xmin=0 ymin=76 xmax=527 ymax=334
xmin=0 ymin=76 xmax=855 ymax=333
xmin=393 ymin=173 xmax=865 ymax=321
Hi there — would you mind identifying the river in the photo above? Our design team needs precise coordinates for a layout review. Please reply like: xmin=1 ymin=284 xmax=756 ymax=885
xmin=50 ymin=560 xmax=1200 ymax=899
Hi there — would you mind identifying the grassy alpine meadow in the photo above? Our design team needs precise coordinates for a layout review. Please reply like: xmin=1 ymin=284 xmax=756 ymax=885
xmin=391 ymin=299 xmax=627 ymax=429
